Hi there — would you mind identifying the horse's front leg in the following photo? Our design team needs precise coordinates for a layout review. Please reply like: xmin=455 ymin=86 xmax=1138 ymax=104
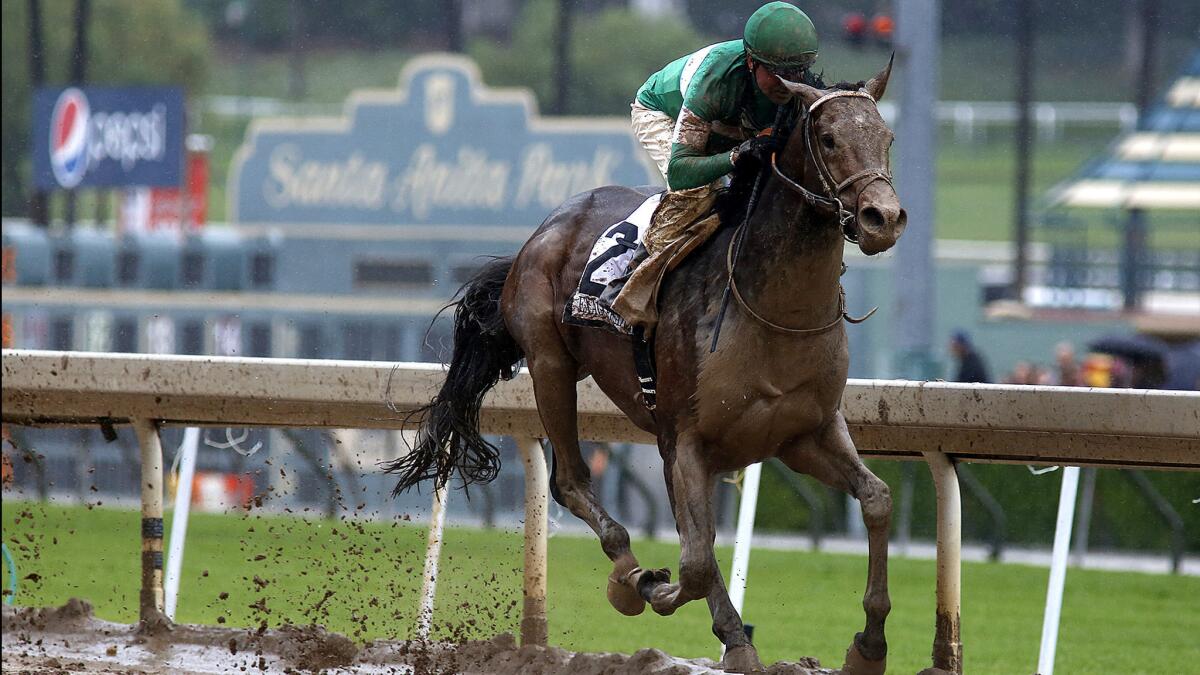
xmin=780 ymin=413 xmax=891 ymax=675
xmin=637 ymin=430 xmax=720 ymax=616
xmin=707 ymin=569 xmax=765 ymax=673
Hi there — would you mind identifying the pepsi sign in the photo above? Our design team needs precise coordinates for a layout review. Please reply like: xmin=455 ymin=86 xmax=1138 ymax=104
xmin=33 ymin=86 xmax=184 ymax=189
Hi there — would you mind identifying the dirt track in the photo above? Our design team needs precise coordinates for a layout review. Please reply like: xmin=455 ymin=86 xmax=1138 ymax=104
xmin=2 ymin=599 xmax=834 ymax=674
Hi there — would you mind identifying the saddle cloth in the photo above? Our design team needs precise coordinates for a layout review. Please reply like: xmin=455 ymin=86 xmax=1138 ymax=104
xmin=563 ymin=192 xmax=663 ymax=334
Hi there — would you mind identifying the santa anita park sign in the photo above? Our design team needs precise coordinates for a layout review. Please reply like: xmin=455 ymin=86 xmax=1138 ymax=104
xmin=229 ymin=55 xmax=659 ymax=227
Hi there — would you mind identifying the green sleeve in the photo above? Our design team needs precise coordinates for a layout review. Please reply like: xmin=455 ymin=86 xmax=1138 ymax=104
xmin=664 ymin=49 xmax=742 ymax=190
xmin=666 ymin=142 xmax=734 ymax=190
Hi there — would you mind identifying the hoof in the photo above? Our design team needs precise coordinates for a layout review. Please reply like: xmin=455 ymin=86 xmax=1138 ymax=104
xmin=634 ymin=567 xmax=675 ymax=615
xmin=722 ymin=645 xmax=766 ymax=673
xmin=841 ymin=636 xmax=886 ymax=675
xmin=607 ymin=565 xmax=646 ymax=617
xmin=634 ymin=567 xmax=672 ymax=602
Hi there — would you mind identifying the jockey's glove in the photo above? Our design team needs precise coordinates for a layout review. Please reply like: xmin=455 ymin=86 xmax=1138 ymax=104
xmin=730 ymin=135 xmax=781 ymax=168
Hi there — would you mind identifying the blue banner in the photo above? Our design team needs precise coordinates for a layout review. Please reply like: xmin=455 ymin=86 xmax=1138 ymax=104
xmin=229 ymin=55 xmax=660 ymax=227
xmin=32 ymin=86 xmax=185 ymax=190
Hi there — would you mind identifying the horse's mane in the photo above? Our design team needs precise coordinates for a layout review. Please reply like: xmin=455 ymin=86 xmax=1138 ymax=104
xmin=715 ymin=75 xmax=867 ymax=227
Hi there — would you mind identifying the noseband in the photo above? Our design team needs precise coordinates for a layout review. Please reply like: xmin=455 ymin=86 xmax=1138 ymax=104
xmin=770 ymin=89 xmax=893 ymax=243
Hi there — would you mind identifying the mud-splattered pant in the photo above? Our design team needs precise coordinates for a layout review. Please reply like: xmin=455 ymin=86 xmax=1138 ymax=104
xmin=630 ymin=101 xmax=674 ymax=182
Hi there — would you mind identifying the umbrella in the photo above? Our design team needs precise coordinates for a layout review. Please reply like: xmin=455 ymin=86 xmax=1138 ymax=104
xmin=1087 ymin=333 xmax=1169 ymax=363
xmin=1089 ymin=334 xmax=1200 ymax=391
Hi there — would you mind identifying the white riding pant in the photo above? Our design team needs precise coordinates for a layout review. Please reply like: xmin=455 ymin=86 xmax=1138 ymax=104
xmin=630 ymin=101 xmax=674 ymax=182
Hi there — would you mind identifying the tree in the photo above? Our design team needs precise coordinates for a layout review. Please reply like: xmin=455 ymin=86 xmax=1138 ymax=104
xmin=1 ymin=0 xmax=210 ymax=217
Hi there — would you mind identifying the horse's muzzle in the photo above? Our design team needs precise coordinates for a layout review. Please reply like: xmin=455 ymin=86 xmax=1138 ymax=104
xmin=855 ymin=199 xmax=906 ymax=256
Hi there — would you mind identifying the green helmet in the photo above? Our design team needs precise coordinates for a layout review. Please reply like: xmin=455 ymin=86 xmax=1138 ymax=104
xmin=744 ymin=2 xmax=819 ymax=74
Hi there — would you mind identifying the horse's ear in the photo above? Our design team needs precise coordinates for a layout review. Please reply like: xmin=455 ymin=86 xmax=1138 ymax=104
xmin=865 ymin=53 xmax=894 ymax=102
xmin=779 ymin=78 xmax=823 ymax=110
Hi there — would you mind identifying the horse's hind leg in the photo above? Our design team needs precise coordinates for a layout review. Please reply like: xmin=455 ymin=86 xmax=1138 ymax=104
xmin=779 ymin=413 xmax=891 ymax=675
xmin=523 ymin=342 xmax=648 ymax=615
xmin=640 ymin=432 xmax=723 ymax=617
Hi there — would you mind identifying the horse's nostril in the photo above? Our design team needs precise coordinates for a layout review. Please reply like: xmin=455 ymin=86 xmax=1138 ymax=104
xmin=896 ymin=208 xmax=908 ymax=230
xmin=859 ymin=206 xmax=885 ymax=232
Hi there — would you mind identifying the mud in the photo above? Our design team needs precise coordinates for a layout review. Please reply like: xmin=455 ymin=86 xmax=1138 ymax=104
xmin=3 ymin=600 xmax=832 ymax=674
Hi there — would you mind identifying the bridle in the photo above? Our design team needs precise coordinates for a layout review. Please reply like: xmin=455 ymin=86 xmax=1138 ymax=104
xmin=722 ymin=89 xmax=889 ymax=337
xmin=772 ymin=89 xmax=894 ymax=244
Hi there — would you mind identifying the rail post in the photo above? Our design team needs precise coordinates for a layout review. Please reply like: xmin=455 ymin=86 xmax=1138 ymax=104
xmin=133 ymin=418 xmax=166 ymax=624
xmin=518 ymin=437 xmax=549 ymax=646
xmin=924 ymin=450 xmax=962 ymax=674
xmin=416 ymin=482 xmax=449 ymax=641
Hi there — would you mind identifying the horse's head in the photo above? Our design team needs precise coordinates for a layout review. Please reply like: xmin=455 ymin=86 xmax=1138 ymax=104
xmin=779 ymin=58 xmax=906 ymax=256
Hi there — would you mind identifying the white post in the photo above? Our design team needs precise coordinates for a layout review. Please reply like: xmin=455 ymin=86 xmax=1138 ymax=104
xmin=416 ymin=483 xmax=449 ymax=641
xmin=164 ymin=428 xmax=200 ymax=620
xmin=1037 ymin=466 xmax=1080 ymax=675
xmin=518 ymin=437 xmax=549 ymax=646
xmin=727 ymin=462 xmax=763 ymax=628
xmin=924 ymin=451 xmax=963 ymax=674
xmin=133 ymin=419 xmax=165 ymax=623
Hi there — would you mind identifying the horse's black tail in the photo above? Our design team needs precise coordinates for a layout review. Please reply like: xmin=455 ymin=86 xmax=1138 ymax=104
xmin=384 ymin=257 xmax=524 ymax=495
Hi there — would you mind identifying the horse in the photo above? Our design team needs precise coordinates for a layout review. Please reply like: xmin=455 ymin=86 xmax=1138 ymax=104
xmin=387 ymin=58 xmax=906 ymax=674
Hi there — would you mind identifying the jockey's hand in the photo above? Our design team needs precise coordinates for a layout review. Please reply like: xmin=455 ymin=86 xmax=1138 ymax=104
xmin=730 ymin=135 xmax=781 ymax=167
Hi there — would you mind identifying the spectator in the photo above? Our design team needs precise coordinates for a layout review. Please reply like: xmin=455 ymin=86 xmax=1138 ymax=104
xmin=1053 ymin=341 xmax=1083 ymax=386
xmin=949 ymin=330 xmax=992 ymax=383
xmin=1081 ymin=353 xmax=1133 ymax=388
xmin=1031 ymin=364 xmax=1054 ymax=385
xmin=1004 ymin=360 xmax=1034 ymax=385
xmin=1130 ymin=357 xmax=1167 ymax=389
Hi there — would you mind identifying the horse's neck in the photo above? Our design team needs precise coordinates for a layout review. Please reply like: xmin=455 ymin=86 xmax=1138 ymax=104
xmin=734 ymin=172 xmax=845 ymax=326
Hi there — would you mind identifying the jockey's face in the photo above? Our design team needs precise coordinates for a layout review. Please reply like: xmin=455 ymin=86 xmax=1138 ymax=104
xmin=749 ymin=57 xmax=793 ymax=105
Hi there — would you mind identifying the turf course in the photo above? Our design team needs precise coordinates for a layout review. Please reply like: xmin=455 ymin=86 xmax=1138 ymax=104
xmin=4 ymin=503 xmax=1197 ymax=674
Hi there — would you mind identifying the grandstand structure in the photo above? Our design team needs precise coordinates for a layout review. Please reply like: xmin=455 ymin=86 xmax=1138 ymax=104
xmin=1034 ymin=50 xmax=1200 ymax=313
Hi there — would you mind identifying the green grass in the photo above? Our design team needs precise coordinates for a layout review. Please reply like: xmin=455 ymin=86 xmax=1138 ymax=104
xmin=5 ymin=503 xmax=1198 ymax=674
xmin=934 ymin=132 xmax=1102 ymax=242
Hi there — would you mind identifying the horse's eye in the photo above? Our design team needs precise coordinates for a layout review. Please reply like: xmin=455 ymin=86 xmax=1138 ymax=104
xmin=821 ymin=134 xmax=836 ymax=150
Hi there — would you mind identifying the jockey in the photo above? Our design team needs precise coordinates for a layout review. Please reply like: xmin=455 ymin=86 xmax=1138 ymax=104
xmin=609 ymin=2 xmax=820 ymax=332
xmin=630 ymin=1 xmax=820 ymax=191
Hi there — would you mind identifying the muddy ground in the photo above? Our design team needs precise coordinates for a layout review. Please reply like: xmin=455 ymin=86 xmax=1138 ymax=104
xmin=2 ymin=599 xmax=834 ymax=674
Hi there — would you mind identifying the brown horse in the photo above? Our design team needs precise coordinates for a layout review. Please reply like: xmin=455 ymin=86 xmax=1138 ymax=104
xmin=388 ymin=59 xmax=906 ymax=673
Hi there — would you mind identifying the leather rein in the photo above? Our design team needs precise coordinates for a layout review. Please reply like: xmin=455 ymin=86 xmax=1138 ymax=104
xmin=724 ymin=89 xmax=888 ymax=335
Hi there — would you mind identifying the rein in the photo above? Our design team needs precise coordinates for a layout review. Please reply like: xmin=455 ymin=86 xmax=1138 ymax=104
xmin=716 ymin=89 xmax=885 ymax=341
xmin=725 ymin=229 xmax=873 ymax=335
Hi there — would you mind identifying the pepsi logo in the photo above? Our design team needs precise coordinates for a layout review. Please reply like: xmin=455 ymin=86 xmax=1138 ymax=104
xmin=50 ymin=88 xmax=90 ymax=188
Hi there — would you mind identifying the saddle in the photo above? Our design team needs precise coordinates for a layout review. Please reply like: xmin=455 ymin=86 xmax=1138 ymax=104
xmin=564 ymin=186 xmax=722 ymax=337
xmin=564 ymin=186 xmax=725 ymax=411
xmin=611 ymin=186 xmax=723 ymax=333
